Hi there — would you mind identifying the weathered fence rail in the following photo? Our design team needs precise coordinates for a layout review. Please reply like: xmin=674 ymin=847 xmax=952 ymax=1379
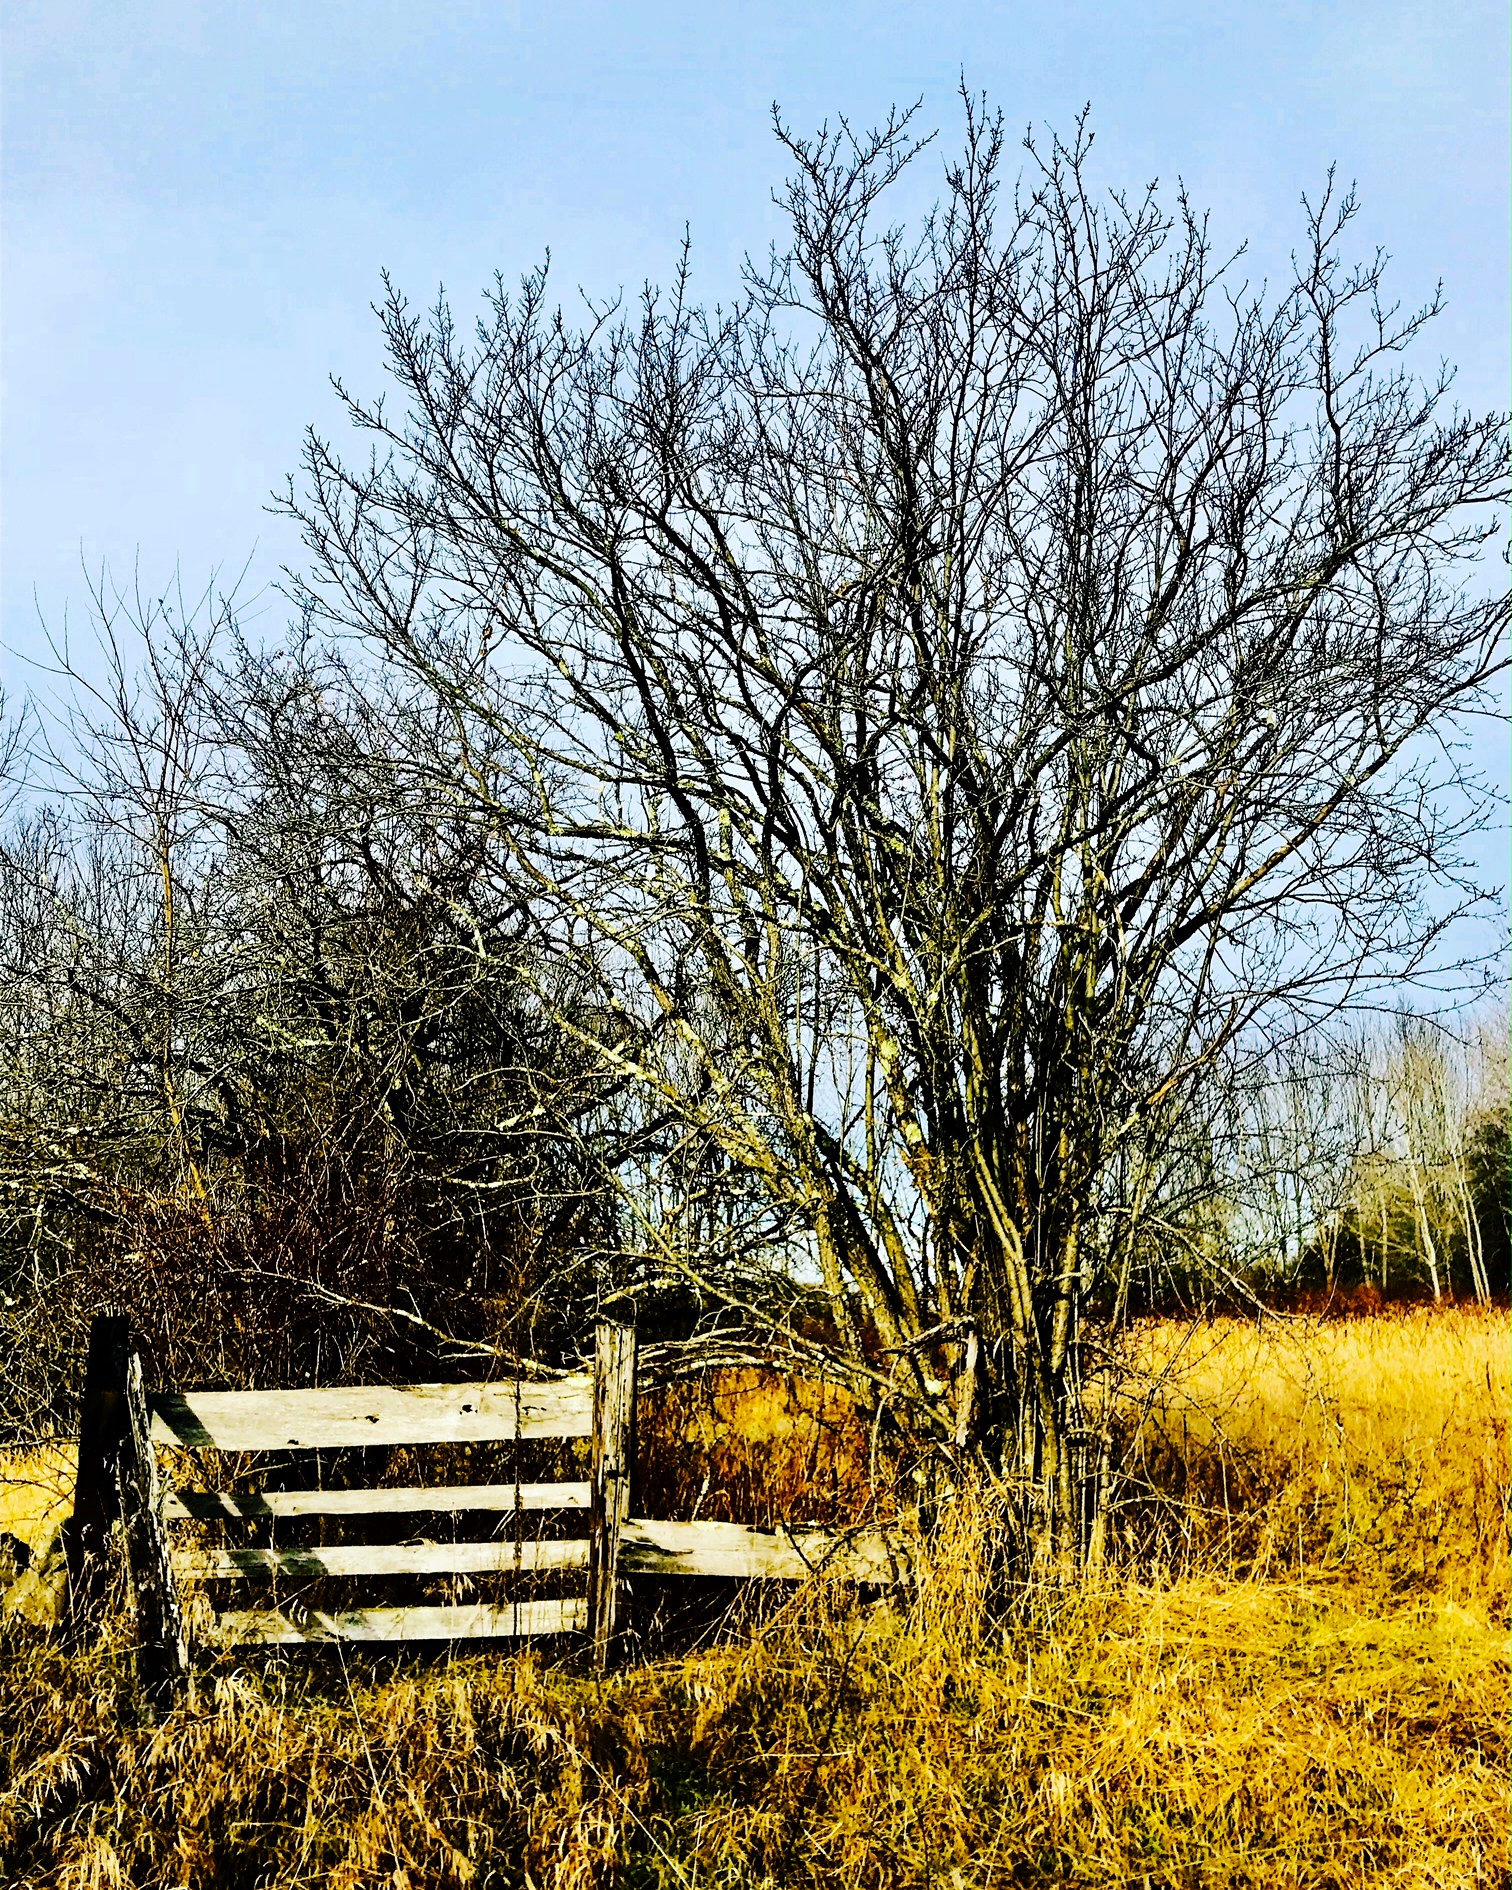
xmin=63 ymin=1307 xmax=908 ymax=1707
xmin=149 ymin=1378 xmax=596 ymax=1450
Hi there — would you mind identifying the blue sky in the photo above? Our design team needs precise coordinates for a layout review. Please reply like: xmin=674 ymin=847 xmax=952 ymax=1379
xmin=2 ymin=0 xmax=1508 ymax=940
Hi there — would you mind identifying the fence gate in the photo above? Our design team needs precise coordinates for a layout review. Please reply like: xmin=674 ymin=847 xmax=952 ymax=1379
xmin=64 ymin=1310 xmax=635 ymax=1704
xmin=63 ymin=1309 xmax=907 ymax=1711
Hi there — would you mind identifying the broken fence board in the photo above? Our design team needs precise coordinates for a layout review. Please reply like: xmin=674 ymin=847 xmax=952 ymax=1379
xmin=150 ymin=1376 xmax=593 ymax=1451
xmin=174 ymin=1537 xmax=591 ymax=1581
xmin=164 ymin=1481 xmax=590 ymax=1521
xmin=620 ymin=1518 xmax=907 ymax=1582
xmin=215 ymin=1598 xmax=588 ymax=1644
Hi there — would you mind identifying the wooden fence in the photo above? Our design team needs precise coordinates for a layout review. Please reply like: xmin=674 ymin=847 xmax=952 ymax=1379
xmin=63 ymin=1310 xmax=906 ymax=1707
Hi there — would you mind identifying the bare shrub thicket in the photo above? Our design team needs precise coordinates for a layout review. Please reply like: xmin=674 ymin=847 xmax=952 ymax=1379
xmin=0 ymin=585 xmax=622 ymax=1431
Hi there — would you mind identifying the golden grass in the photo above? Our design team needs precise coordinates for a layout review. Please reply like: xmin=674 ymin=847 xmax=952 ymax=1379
xmin=637 ymin=1366 xmax=878 ymax=1529
xmin=2 ymin=1305 xmax=1507 ymax=1888
xmin=1123 ymin=1305 xmax=1509 ymax=1611
xmin=0 ymin=1443 xmax=75 ymax=1561
xmin=2 ymin=1518 xmax=1503 ymax=1887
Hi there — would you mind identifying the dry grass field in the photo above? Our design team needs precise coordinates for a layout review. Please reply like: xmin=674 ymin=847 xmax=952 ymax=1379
xmin=1122 ymin=1305 xmax=1509 ymax=1611
xmin=1 ymin=1304 xmax=1506 ymax=1888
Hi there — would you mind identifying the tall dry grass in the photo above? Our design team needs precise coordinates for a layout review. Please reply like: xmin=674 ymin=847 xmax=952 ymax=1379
xmin=1120 ymin=1304 xmax=1508 ymax=1611
xmin=2 ymin=1305 xmax=1506 ymax=1888
xmin=636 ymin=1365 xmax=881 ymax=1530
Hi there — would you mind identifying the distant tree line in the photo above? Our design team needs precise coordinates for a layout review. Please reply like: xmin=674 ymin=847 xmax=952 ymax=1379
xmin=1128 ymin=1013 xmax=1509 ymax=1312
xmin=1304 ymin=1016 xmax=1508 ymax=1303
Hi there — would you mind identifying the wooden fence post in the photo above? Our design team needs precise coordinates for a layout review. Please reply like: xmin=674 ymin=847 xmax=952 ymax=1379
xmin=587 ymin=1306 xmax=636 ymax=1669
xmin=117 ymin=1351 xmax=190 ymax=1711
xmin=63 ymin=1311 xmax=130 ymax=1647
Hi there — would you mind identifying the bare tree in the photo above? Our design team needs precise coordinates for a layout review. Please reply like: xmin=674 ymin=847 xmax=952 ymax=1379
xmin=274 ymin=98 xmax=1507 ymax=1574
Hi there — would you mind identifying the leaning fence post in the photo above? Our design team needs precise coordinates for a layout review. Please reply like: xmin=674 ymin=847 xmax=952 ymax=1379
xmin=64 ymin=1311 xmax=130 ymax=1647
xmin=116 ymin=1350 xmax=190 ymax=1711
xmin=587 ymin=1303 xmax=637 ymax=1669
